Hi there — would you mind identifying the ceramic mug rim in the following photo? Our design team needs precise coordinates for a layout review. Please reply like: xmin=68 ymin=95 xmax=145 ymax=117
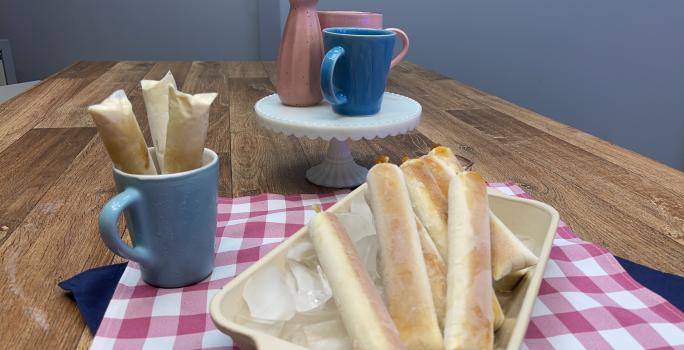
xmin=317 ymin=10 xmax=382 ymax=17
xmin=113 ymin=147 xmax=218 ymax=181
xmin=323 ymin=27 xmax=395 ymax=38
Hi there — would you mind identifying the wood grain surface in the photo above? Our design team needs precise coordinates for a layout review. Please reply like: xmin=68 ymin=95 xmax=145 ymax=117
xmin=0 ymin=60 xmax=682 ymax=348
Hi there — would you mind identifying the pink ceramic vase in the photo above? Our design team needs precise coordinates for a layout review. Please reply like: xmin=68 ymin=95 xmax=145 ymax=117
xmin=276 ymin=0 xmax=324 ymax=107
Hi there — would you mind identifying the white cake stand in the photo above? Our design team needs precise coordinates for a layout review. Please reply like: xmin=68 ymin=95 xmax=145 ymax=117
xmin=255 ymin=92 xmax=422 ymax=188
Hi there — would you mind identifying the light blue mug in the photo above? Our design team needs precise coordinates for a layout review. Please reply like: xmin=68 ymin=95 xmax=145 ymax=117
xmin=99 ymin=148 xmax=218 ymax=288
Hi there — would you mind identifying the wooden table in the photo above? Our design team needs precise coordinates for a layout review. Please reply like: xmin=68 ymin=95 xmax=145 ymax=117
xmin=0 ymin=61 xmax=682 ymax=348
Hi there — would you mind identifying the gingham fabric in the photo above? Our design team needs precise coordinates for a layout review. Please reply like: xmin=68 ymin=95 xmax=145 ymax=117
xmin=92 ymin=182 xmax=684 ymax=350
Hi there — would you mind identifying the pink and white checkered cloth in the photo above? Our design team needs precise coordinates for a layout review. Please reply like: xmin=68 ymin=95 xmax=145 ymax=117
xmin=92 ymin=183 xmax=684 ymax=350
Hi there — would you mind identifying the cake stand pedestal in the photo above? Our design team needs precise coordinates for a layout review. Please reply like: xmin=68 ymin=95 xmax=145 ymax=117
xmin=254 ymin=92 xmax=421 ymax=188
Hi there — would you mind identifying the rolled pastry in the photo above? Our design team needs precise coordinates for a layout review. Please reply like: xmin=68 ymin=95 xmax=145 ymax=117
xmin=367 ymin=163 xmax=443 ymax=350
xmin=489 ymin=213 xmax=538 ymax=280
xmin=494 ymin=268 xmax=529 ymax=292
xmin=422 ymin=146 xmax=464 ymax=195
xmin=417 ymin=216 xmax=504 ymax=331
xmin=493 ymin=292 xmax=504 ymax=331
xmin=163 ymin=86 xmax=217 ymax=173
xmin=400 ymin=159 xmax=449 ymax=261
xmin=415 ymin=216 xmax=446 ymax=329
xmin=141 ymin=71 xmax=177 ymax=172
xmin=423 ymin=146 xmax=538 ymax=280
xmin=308 ymin=212 xmax=405 ymax=350
xmin=87 ymin=90 xmax=157 ymax=175
xmin=445 ymin=171 xmax=493 ymax=350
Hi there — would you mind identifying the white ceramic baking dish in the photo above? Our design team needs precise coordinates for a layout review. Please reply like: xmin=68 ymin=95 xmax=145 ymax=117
xmin=210 ymin=184 xmax=559 ymax=350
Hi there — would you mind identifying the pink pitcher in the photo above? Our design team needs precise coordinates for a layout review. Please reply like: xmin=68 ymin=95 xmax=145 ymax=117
xmin=276 ymin=0 xmax=324 ymax=107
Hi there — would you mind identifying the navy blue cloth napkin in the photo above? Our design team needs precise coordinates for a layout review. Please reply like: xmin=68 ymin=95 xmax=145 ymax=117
xmin=60 ymin=258 xmax=683 ymax=334
xmin=615 ymin=257 xmax=684 ymax=312
xmin=59 ymin=263 xmax=127 ymax=333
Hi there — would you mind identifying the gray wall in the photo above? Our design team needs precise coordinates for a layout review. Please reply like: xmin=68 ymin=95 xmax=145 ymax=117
xmin=0 ymin=0 xmax=262 ymax=81
xmin=2 ymin=0 xmax=682 ymax=170
xmin=258 ymin=0 xmax=282 ymax=60
xmin=302 ymin=0 xmax=684 ymax=170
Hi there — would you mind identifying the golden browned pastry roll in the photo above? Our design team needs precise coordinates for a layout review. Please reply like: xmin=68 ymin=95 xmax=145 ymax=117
xmin=423 ymin=146 xmax=538 ymax=280
xmin=367 ymin=163 xmax=443 ymax=350
xmin=87 ymin=90 xmax=157 ymax=175
xmin=416 ymin=216 xmax=504 ymax=331
xmin=400 ymin=159 xmax=449 ymax=260
xmin=415 ymin=216 xmax=447 ymax=328
xmin=445 ymin=171 xmax=493 ymax=350
xmin=422 ymin=146 xmax=464 ymax=195
xmin=308 ymin=212 xmax=405 ymax=350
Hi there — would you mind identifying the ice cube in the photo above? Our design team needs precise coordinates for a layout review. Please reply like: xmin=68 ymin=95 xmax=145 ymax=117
xmin=281 ymin=322 xmax=308 ymax=347
xmin=336 ymin=213 xmax=375 ymax=243
xmin=234 ymin=313 xmax=286 ymax=337
xmin=297 ymin=299 xmax=339 ymax=322
xmin=289 ymin=261 xmax=333 ymax=312
xmin=354 ymin=235 xmax=380 ymax=280
xmin=317 ymin=265 xmax=332 ymax=297
xmin=287 ymin=239 xmax=316 ymax=263
xmin=349 ymin=193 xmax=373 ymax=221
xmin=243 ymin=265 xmax=297 ymax=321
xmin=304 ymin=317 xmax=352 ymax=350
xmin=282 ymin=300 xmax=343 ymax=347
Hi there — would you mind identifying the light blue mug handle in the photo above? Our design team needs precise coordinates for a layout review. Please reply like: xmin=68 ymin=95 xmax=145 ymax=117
xmin=99 ymin=188 xmax=153 ymax=267
xmin=320 ymin=46 xmax=348 ymax=106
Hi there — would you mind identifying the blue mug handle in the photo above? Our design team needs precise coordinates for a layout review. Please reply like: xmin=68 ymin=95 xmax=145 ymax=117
xmin=320 ymin=46 xmax=348 ymax=106
xmin=99 ymin=188 xmax=153 ymax=267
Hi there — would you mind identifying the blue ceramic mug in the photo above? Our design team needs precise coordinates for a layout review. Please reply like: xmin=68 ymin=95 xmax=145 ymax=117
xmin=320 ymin=27 xmax=410 ymax=116
xmin=98 ymin=148 xmax=218 ymax=288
